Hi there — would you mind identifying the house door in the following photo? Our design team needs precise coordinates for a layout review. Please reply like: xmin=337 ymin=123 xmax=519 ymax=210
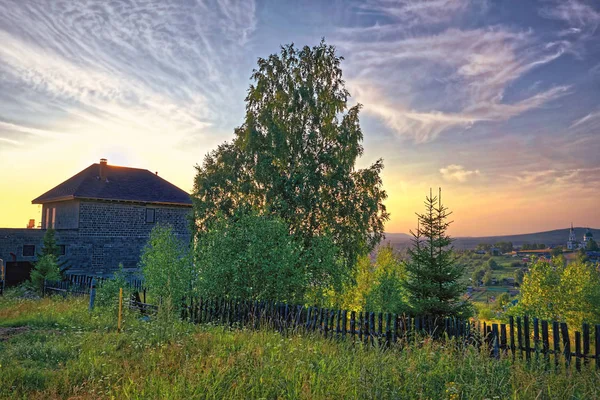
xmin=5 ymin=261 xmax=34 ymax=287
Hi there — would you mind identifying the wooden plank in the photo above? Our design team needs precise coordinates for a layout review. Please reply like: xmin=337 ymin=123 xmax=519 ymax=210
xmin=553 ymin=321 xmax=561 ymax=369
xmin=386 ymin=313 xmax=392 ymax=347
xmin=541 ymin=320 xmax=550 ymax=364
xmin=378 ymin=312 xmax=383 ymax=343
xmin=575 ymin=331 xmax=582 ymax=372
xmin=524 ymin=316 xmax=531 ymax=362
xmin=492 ymin=324 xmax=500 ymax=359
xmin=342 ymin=310 xmax=347 ymax=339
xmin=369 ymin=312 xmax=375 ymax=345
xmin=350 ymin=311 xmax=356 ymax=342
xmin=500 ymin=324 xmax=507 ymax=354
xmin=516 ymin=317 xmax=523 ymax=359
xmin=595 ymin=325 xmax=600 ymax=370
xmin=560 ymin=322 xmax=571 ymax=369
xmin=509 ymin=316 xmax=515 ymax=360
xmin=358 ymin=312 xmax=363 ymax=342
xmin=533 ymin=317 xmax=540 ymax=361
xmin=583 ymin=323 xmax=590 ymax=367
xmin=329 ymin=309 xmax=335 ymax=338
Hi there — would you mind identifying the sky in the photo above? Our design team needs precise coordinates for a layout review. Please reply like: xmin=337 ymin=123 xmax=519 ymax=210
xmin=0 ymin=0 xmax=599 ymax=236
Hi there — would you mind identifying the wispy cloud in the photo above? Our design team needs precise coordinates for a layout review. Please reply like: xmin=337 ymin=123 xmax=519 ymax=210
xmin=515 ymin=167 xmax=600 ymax=188
xmin=357 ymin=0 xmax=475 ymax=27
xmin=570 ymin=109 xmax=600 ymax=128
xmin=0 ymin=0 xmax=257 ymax=151
xmin=337 ymin=18 xmax=569 ymax=141
xmin=440 ymin=164 xmax=480 ymax=183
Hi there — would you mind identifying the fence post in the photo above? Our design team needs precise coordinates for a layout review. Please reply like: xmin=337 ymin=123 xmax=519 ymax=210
xmin=492 ymin=324 xmax=500 ymax=359
xmin=524 ymin=316 xmax=531 ymax=362
xmin=595 ymin=325 xmax=600 ymax=371
xmin=560 ymin=322 xmax=570 ymax=369
xmin=541 ymin=320 xmax=550 ymax=365
xmin=0 ymin=259 xmax=5 ymax=296
xmin=88 ymin=278 xmax=96 ymax=311
xmin=552 ymin=321 xmax=561 ymax=369
xmin=509 ymin=316 xmax=515 ymax=360
xmin=582 ymin=323 xmax=590 ymax=367
xmin=575 ymin=331 xmax=581 ymax=372
xmin=118 ymin=287 xmax=123 ymax=333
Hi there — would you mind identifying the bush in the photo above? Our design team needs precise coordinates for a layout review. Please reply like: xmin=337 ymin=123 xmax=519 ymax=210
xmin=487 ymin=259 xmax=498 ymax=270
xmin=95 ymin=265 xmax=130 ymax=310
xmin=196 ymin=212 xmax=306 ymax=303
xmin=140 ymin=224 xmax=193 ymax=319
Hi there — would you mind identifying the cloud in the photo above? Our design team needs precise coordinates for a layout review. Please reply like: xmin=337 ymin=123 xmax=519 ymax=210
xmin=349 ymin=80 xmax=569 ymax=143
xmin=539 ymin=0 xmax=600 ymax=31
xmin=539 ymin=0 xmax=600 ymax=57
xmin=357 ymin=0 xmax=474 ymax=27
xmin=515 ymin=167 xmax=600 ymax=188
xmin=0 ymin=0 xmax=257 ymax=153
xmin=337 ymin=23 xmax=569 ymax=142
xmin=570 ymin=110 xmax=600 ymax=128
xmin=440 ymin=164 xmax=480 ymax=182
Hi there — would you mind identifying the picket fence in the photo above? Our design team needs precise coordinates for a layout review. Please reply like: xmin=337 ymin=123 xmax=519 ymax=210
xmin=181 ymin=297 xmax=600 ymax=372
xmin=42 ymin=276 xmax=600 ymax=372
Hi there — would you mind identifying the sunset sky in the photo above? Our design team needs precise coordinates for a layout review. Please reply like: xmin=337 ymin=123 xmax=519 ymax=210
xmin=0 ymin=0 xmax=599 ymax=236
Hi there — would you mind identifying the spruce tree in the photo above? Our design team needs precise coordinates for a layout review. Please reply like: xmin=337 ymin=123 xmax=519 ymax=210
xmin=404 ymin=189 xmax=471 ymax=318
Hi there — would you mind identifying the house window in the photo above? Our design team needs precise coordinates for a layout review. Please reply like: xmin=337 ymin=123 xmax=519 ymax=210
xmin=59 ymin=245 xmax=66 ymax=256
xmin=146 ymin=208 xmax=156 ymax=223
xmin=23 ymin=245 xmax=35 ymax=257
xmin=45 ymin=208 xmax=50 ymax=229
xmin=51 ymin=208 xmax=56 ymax=229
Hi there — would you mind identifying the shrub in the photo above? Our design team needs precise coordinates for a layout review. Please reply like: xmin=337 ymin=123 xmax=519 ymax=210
xmin=196 ymin=212 xmax=305 ymax=303
xmin=95 ymin=265 xmax=130 ymax=310
xmin=140 ymin=224 xmax=193 ymax=319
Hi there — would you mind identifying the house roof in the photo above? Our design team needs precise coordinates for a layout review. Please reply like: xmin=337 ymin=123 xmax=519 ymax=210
xmin=32 ymin=162 xmax=192 ymax=207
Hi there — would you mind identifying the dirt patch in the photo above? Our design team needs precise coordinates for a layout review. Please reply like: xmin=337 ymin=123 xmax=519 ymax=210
xmin=0 ymin=326 xmax=30 ymax=341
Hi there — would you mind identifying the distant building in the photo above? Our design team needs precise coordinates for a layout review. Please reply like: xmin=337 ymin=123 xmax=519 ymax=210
xmin=583 ymin=228 xmax=594 ymax=246
xmin=567 ymin=223 xmax=578 ymax=250
xmin=0 ymin=159 xmax=192 ymax=284
xmin=567 ymin=224 xmax=594 ymax=250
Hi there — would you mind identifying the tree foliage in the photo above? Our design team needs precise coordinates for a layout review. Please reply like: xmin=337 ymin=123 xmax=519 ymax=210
xmin=196 ymin=212 xmax=341 ymax=304
xmin=516 ymin=258 xmax=600 ymax=326
xmin=586 ymin=238 xmax=599 ymax=251
xmin=192 ymin=41 xmax=389 ymax=278
xmin=404 ymin=189 xmax=471 ymax=318
xmin=342 ymin=244 xmax=407 ymax=314
xmin=38 ymin=228 xmax=69 ymax=275
xmin=140 ymin=225 xmax=193 ymax=315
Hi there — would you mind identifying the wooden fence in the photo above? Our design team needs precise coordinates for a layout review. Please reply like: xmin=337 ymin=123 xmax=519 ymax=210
xmin=44 ymin=274 xmax=145 ymax=297
xmin=39 ymin=275 xmax=600 ymax=372
xmin=182 ymin=297 xmax=600 ymax=372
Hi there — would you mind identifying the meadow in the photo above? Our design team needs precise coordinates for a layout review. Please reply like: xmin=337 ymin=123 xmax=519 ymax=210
xmin=1 ymin=293 xmax=600 ymax=399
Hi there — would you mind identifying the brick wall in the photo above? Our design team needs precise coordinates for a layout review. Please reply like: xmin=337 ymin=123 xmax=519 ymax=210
xmin=0 ymin=200 xmax=192 ymax=278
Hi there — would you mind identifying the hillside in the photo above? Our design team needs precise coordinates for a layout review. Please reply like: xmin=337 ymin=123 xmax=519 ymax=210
xmin=383 ymin=227 xmax=599 ymax=251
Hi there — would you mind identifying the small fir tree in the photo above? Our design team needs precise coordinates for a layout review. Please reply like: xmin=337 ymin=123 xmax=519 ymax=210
xmin=38 ymin=228 xmax=69 ymax=275
xmin=29 ymin=254 xmax=61 ymax=294
xmin=404 ymin=189 xmax=471 ymax=318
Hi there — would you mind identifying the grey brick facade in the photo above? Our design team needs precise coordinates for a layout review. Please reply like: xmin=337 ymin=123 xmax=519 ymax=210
xmin=0 ymin=159 xmax=193 ymax=280
xmin=0 ymin=200 xmax=191 ymax=276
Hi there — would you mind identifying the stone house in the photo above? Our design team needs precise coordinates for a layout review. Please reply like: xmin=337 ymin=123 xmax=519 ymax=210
xmin=0 ymin=159 xmax=192 ymax=284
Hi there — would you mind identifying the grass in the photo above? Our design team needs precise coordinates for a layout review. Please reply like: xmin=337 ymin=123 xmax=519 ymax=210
xmin=1 ymin=293 xmax=600 ymax=399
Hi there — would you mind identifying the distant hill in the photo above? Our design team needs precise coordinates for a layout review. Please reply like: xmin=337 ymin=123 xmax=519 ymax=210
xmin=382 ymin=228 xmax=599 ymax=251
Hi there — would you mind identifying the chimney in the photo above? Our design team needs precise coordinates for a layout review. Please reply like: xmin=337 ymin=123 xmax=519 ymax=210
xmin=99 ymin=158 xmax=108 ymax=181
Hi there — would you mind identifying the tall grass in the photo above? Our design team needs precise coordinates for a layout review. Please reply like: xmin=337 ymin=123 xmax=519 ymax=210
xmin=0 ymin=294 xmax=599 ymax=399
